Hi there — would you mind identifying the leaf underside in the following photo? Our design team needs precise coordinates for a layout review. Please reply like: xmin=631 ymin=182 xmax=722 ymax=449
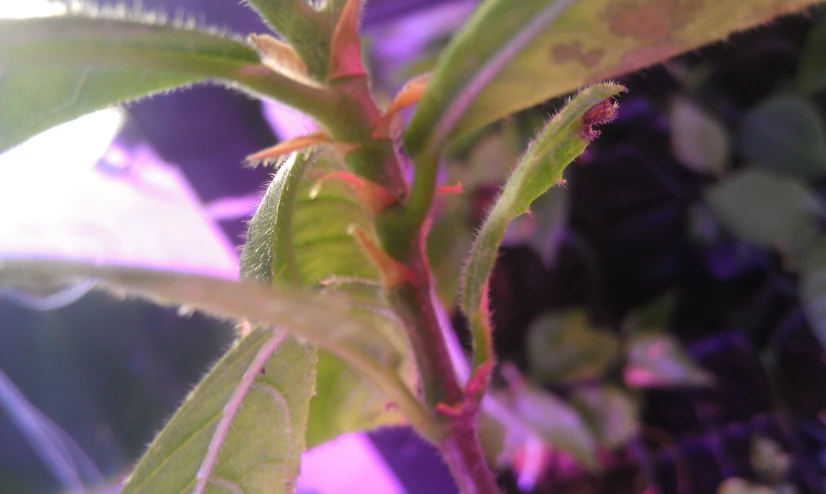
xmin=122 ymin=328 xmax=315 ymax=494
xmin=0 ymin=16 xmax=260 ymax=152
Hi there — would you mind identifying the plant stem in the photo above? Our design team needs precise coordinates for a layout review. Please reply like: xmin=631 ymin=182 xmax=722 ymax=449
xmin=387 ymin=263 xmax=502 ymax=494
xmin=440 ymin=418 xmax=503 ymax=494
xmin=319 ymin=73 xmax=502 ymax=494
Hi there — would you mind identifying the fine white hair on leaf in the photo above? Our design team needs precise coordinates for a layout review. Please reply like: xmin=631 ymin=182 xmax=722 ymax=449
xmin=55 ymin=0 xmax=242 ymax=41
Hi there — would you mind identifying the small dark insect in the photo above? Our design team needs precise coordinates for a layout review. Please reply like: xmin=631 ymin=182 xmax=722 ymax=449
xmin=580 ymin=99 xmax=619 ymax=140
xmin=259 ymin=368 xmax=266 ymax=375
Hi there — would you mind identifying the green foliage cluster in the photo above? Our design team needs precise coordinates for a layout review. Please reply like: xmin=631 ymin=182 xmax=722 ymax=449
xmin=0 ymin=1 xmax=822 ymax=492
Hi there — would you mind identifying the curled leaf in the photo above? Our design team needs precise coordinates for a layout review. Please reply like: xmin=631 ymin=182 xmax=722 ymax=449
xmin=461 ymin=84 xmax=624 ymax=374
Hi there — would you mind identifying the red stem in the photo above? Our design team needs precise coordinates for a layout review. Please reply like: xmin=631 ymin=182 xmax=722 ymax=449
xmin=323 ymin=72 xmax=502 ymax=494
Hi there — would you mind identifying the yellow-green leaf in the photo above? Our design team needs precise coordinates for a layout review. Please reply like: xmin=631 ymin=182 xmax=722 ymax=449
xmin=404 ymin=0 xmax=819 ymax=157
xmin=460 ymin=83 xmax=623 ymax=369
xmin=240 ymin=151 xmax=415 ymax=447
xmin=123 ymin=327 xmax=315 ymax=494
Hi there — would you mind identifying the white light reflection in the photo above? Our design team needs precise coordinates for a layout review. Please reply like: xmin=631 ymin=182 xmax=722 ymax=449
xmin=0 ymin=0 xmax=66 ymax=19
xmin=0 ymin=109 xmax=125 ymax=174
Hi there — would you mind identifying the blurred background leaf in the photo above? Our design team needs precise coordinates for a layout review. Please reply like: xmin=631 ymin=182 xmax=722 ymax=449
xmin=526 ymin=311 xmax=619 ymax=385
xmin=669 ymin=96 xmax=730 ymax=176
xmin=737 ymin=95 xmax=826 ymax=180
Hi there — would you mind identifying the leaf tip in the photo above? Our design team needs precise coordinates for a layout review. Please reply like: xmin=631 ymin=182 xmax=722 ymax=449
xmin=580 ymin=96 xmax=621 ymax=140
xmin=327 ymin=0 xmax=366 ymax=81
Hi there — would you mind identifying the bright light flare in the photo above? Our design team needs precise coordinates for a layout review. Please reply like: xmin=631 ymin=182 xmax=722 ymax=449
xmin=0 ymin=109 xmax=125 ymax=174
xmin=0 ymin=0 xmax=66 ymax=19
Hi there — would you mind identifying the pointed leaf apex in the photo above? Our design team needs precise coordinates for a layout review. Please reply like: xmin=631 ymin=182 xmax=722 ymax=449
xmin=249 ymin=33 xmax=310 ymax=81
xmin=349 ymin=226 xmax=415 ymax=287
xmin=310 ymin=171 xmax=396 ymax=215
xmin=245 ymin=132 xmax=357 ymax=164
xmin=327 ymin=0 xmax=366 ymax=81
xmin=373 ymin=73 xmax=432 ymax=139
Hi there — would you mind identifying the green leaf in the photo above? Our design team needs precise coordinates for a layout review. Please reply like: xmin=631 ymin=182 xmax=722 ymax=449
xmin=307 ymin=351 xmax=407 ymax=447
xmin=798 ymin=14 xmax=826 ymax=94
xmin=670 ymin=97 xmax=729 ymax=176
xmin=0 ymin=259 xmax=433 ymax=440
xmin=624 ymin=331 xmax=712 ymax=388
xmin=705 ymin=169 xmax=823 ymax=253
xmin=123 ymin=326 xmax=315 ymax=494
xmin=494 ymin=384 xmax=598 ymax=470
xmin=570 ymin=386 xmax=639 ymax=450
xmin=738 ymin=95 xmax=826 ymax=180
xmin=0 ymin=16 xmax=330 ymax=152
xmin=526 ymin=311 xmax=620 ymax=385
xmin=800 ymin=236 xmax=826 ymax=349
xmin=404 ymin=0 xmax=820 ymax=156
xmin=460 ymin=83 xmax=624 ymax=369
xmin=242 ymin=152 xmax=378 ymax=285
xmin=240 ymin=151 xmax=415 ymax=447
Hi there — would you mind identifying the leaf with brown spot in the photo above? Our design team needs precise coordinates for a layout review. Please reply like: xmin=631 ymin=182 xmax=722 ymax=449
xmin=404 ymin=0 xmax=820 ymax=157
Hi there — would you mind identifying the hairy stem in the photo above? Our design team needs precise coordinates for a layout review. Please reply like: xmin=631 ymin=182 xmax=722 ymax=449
xmin=440 ymin=419 xmax=503 ymax=494
xmin=317 ymin=73 xmax=502 ymax=493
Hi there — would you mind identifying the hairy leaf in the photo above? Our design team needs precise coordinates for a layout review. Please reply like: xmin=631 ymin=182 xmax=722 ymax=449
xmin=122 ymin=326 xmax=315 ymax=494
xmin=0 ymin=16 xmax=326 ymax=152
xmin=705 ymin=169 xmax=823 ymax=253
xmin=461 ymin=83 xmax=623 ymax=369
xmin=526 ymin=311 xmax=620 ymax=385
xmin=0 ymin=259 xmax=430 ymax=436
xmin=240 ymin=151 xmax=413 ymax=447
xmin=404 ymin=0 xmax=819 ymax=156
xmin=738 ymin=95 xmax=826 ymax=180
xmin=242 ymin=152 xmax=377 ymax=285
